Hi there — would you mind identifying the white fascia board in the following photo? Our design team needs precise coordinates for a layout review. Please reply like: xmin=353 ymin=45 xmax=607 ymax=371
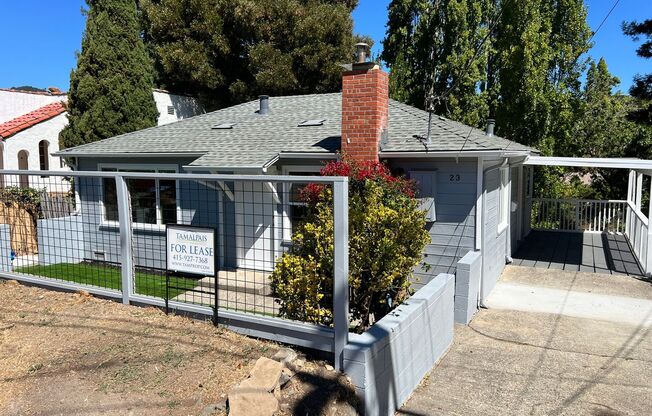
xmin=278 ymin=152 xmax=338 ymax=159
xmin=380 ymin=150 xmax=531 ymax=158
xmin=183 ymin=165 xmax=265 ymax=172
xmin=525 ymin=156 xmax=652 ymax=170
xmin=53 ymin=151 xmax=206 ymax=158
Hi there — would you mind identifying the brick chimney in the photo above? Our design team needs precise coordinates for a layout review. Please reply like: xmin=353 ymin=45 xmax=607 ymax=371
xmin=341 ymin=43 xmax=389 ymax=162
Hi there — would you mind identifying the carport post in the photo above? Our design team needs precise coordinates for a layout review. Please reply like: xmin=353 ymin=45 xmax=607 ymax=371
xmin=647 ymin=178 xmax=652 ymax=275
xmin=626 ymin=170 xmax=634 ymax=236
xmin=333 ymin=178 xmax=349 ymax=372
xmin=116 ymin=175 xmax=135 ymax=305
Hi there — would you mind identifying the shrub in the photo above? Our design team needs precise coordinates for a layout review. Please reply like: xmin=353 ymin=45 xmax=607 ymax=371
xmin=0 ymin=186 xmax=43 ymax=218
xmin=270 ymin=159 xmax=430 ymax=332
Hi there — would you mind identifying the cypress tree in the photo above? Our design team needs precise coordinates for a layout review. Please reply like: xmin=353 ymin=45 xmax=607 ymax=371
xmin=60 ymin=0 xmax=158 ymax=149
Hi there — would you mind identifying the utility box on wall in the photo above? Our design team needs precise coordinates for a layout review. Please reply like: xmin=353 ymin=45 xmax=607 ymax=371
xmin=410 ymin=171 xmax=437 ymax=222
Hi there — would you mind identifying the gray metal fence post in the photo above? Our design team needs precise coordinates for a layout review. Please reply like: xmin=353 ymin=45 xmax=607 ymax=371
xmin=115 ymin=175 xmax=134 ymax=304
xmin=333 ymin=178 xmax=349 ymax=371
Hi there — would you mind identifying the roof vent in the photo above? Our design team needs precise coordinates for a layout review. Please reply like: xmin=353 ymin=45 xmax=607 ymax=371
xmin=298 ymin=119 xmax=326 ymax=127
xmin=486 ymin=119 xmax=495 ymax=137
xmin=212 ymin=122 xmax=236 ymax=129
xmin=259 ymin=95 xmax=270 ymax=115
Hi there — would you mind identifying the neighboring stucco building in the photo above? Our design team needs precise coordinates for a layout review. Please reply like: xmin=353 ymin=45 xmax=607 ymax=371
xmin=55 ymin=54 xmax=537 ymax=302
xmin=0 ymin=87 xmax=205 ymax=193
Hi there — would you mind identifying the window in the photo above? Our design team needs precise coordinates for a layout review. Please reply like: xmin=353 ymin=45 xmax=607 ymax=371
xmin=167 ymin=106 xmax=175 ymax=115
xmin=17 ymin=150 xmax=29 ymax=188
xmin=100 ymin=165 xmax=178 ymax=227
xmin=498 ymin=167 xmax=509 ymax=232
xmin=39 ymin=140 xmax=50 ymax=177
xmin=282 ymin=166 xmax=322 ymax=241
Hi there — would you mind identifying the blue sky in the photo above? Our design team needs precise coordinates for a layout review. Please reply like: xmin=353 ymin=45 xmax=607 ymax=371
xmin=0 ymin=0 xmax=649 ymax=93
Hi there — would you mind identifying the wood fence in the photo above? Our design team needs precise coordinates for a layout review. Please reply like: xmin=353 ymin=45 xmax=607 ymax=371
xmin=41 ymin=192 xmax=75 ymax=219
xmin=0 ymin=201 xmax=38 ymax=256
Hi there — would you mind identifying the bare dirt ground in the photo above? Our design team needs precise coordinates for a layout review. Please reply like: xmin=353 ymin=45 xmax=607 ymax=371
xmin=0 ymin=280 xmax=358 ymax=416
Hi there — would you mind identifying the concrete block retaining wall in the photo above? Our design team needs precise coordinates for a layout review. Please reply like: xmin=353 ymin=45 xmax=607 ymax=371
xmin=0 ymin=225 xmax=11 ymax=272
xmin=343 ymin=273 xmax=455 ymax=416
xmin=37 ymin=215 xmax=85 ymax=266
xmin=454 ymin=250 xmax=482 ymax=324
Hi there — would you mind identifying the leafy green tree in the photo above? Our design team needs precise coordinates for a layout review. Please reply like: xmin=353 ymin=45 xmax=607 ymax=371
xmin=493 ymin=0 xmax=591 ymax=151
xmin=623 ymin=19 xmax=652 ymax=125
xmin=60 ymin=0 xmax=158 ymax=149
xmin=382 ymin=0 xmax=494 ymax=127
xmin=270 ymin=159 xmax=430 ymax=332
xmin=573 ymin=58 xmax=623 ymax=158
xmin=382 ymin=0 xmax=592 ymax=150
xmin=140 ymin=0 xmax=360 ymax=109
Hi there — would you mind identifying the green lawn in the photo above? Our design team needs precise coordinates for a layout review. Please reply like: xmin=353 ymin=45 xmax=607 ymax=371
xmin=14 ymin=263 xmax=198 ymax=299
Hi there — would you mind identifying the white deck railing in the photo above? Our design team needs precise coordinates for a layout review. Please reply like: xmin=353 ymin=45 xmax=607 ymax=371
xmin=625 ymin=201 xmax=649 ymax=271
xmin=531 ymin=198 xmax=627 ymax=233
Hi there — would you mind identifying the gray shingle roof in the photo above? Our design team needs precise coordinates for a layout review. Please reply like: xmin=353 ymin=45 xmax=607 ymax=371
xmin=56 ymin=93 xmax=535 ymax=168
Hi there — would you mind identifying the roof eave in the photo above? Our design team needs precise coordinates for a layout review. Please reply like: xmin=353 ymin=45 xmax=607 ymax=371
xmin=380 ymin=149 xmax=533 ymax=158
xmin=53 ymin=151 xmax=207 ymax=158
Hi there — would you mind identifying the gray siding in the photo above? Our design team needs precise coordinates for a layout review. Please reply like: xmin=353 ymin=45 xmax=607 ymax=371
xmin=76 ymin=157 xmax=219 ymax=270
xmin=388 ymin=158 xmax=477 ymax=289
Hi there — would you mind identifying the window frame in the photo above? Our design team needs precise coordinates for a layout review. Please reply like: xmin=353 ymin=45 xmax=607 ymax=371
xmin=38 ymin=140 xmax=50 ymax=175
xmin=497 ymin=166 xmax=509 ymax=234
xmin=281 ymin=165 xmax=323 ymax=242
xmin=98 ymin=163 xmax=180 ymax=231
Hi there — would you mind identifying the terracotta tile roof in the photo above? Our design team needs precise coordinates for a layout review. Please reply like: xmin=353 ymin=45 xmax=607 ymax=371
xmin=0 ymin=102 xmax=66 ymax=139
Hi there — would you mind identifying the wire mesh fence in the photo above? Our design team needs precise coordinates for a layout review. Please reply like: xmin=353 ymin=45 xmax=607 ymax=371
xmin=0 ymin=170 xmax=345 ymax=322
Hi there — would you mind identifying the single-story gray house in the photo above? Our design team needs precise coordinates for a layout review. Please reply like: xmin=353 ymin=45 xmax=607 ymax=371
xmin=54 ymin=54 xmax=537 ymax=304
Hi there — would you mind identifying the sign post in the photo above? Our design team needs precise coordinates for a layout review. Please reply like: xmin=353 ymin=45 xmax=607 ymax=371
xmin=165 ymin=225 xmax=217 ymax=320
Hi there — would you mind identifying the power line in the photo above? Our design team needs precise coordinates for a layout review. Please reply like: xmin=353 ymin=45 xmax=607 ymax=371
xmin=590 ymin=0 xmax=621 ymax=42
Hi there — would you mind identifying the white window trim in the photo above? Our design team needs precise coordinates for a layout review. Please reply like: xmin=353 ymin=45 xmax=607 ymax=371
xmin=497 ymin=166 xmax=509 ymax=235
xmin=98 ymin=163 xmax=180 ymax=231
xmin=281 ymin=165 xmax=323 ymax=242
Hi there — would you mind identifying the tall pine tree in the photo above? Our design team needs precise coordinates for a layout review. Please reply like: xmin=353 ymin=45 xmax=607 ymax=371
xmin=60 ymin=0 xmax=158 ymax=149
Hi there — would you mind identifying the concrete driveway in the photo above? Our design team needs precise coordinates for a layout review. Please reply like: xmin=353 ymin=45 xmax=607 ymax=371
xmin=399 ymin=266 xmax=652 ymax=416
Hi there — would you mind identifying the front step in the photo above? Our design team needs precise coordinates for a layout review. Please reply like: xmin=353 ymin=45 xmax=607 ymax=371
xmin=185 ymin=269 xmax=272 ymax=296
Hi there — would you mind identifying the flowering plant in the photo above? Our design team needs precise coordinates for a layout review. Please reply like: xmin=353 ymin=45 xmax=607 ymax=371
xmin=270 ymin=157 xmax=429 ymax=331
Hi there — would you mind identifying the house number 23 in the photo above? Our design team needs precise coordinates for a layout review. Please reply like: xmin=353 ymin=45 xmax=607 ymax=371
xmin=449 ymin=174 xmax=461 ymax=182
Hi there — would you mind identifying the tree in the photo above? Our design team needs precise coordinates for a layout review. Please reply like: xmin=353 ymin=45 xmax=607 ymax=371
xmin=623 ymin=19 xmax=652 ymax=125
xmin=382 ymin=0 xmax=592 ymax=150
xmin=60 ymin=0 xmax=158 ymax=149
xmin=140 ymin=0 xmax=361 ymax=109
xmin=574 ymin=58 xmax=623 ymax=158
xmin=382 ymin=0 xmax=494 ymax=127
xmin=269 ymin=159 xmax=430 ymax=332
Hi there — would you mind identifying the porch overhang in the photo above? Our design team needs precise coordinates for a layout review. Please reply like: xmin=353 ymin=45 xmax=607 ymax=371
xmin=524 ymin=156 xmax=652 ymax=172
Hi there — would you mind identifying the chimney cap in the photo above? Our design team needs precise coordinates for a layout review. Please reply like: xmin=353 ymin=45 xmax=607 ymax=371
xmin=355 ymin=43 xmax=369 ymax=64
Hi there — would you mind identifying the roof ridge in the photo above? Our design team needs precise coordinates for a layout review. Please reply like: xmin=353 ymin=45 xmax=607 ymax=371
xmin=0 ymin=88 xmax=67 ymax=96
xmin=0 ymin=101 xmax=66 ymax=139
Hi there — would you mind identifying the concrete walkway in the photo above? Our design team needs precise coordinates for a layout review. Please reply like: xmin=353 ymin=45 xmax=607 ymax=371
xmin=398 ymin=266 xmax=652 ymax=416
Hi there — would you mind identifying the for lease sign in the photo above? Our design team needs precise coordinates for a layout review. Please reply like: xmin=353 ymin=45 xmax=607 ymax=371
xmin=166 ymin=225 xmax=216 ymax=276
